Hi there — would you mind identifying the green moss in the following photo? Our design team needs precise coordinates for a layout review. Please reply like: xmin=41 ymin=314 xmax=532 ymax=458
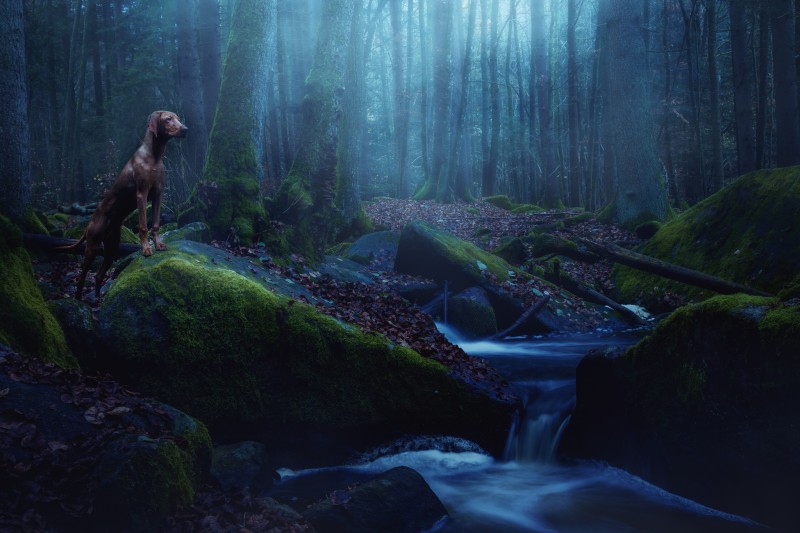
xmin=96 ymin=248 xmax=514 ymax=450
xmin=492 ymin=237 xmax=527 ymax=265
xmin=511 ymin=204 xmax=543 ymax=214
xmin=484 ymin=195 xmax=516 ymax=211
xmin=616 ymin=167 xmax=800 ymax=306
xmin=93 ymin=437 xmax=198 ymax=531
xmin=634 ymin=220 xmax=663 ymax=239
xmin=0 ymin=215 xmax=75 ymax=368
xmin=421 ymin=222 xmax=523 ymax=283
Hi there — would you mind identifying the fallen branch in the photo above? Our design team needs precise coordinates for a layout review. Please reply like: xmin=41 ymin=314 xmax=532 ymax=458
xmin=532 ymin=234 xmax=772 ymax=297
xmin=488 ymin=295 xmax=550 ymax=340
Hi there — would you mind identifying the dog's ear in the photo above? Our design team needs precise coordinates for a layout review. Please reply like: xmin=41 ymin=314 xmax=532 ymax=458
xmin=148 ymin=112 xmax=160 ymax=137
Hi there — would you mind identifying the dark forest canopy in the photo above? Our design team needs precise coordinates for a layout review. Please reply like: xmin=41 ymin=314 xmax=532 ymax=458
xmin=3 ymin=0 xmax=799 ymax=249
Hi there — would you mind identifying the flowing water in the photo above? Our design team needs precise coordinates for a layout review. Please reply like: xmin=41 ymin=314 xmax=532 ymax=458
xmin=274 ymin=326 xmax=771 ymax=532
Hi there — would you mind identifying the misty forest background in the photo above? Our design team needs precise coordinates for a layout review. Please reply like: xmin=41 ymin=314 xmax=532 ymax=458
xmin=3 ymin=0 xmax=799 ymax=255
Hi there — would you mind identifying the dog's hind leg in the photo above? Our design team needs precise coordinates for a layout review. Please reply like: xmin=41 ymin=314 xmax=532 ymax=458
xmin=75 ymin=248 xmax=97 ymax=300
xmin=94 ymin=228 xmax=121 ymax=297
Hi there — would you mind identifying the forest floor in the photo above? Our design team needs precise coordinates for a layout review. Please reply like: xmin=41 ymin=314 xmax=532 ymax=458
xmin=23 ymin=198 xmax=642 ymax=530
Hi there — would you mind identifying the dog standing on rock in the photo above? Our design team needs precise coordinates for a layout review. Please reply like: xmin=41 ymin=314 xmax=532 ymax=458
xmin=62 ymin=111 xmax=188 ymax=299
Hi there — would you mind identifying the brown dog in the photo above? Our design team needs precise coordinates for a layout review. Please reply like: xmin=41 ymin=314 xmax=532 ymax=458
xmin=62 ymin=111 xmax=188 ymax=299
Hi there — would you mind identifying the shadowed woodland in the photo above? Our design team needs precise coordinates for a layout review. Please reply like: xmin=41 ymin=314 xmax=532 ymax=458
xmin=2 ymin=0 xmax=800 ymax=532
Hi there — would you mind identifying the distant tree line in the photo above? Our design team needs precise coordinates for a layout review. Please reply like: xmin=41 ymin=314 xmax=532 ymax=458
xmin=3 ymin=0 xmax=798 ymax=241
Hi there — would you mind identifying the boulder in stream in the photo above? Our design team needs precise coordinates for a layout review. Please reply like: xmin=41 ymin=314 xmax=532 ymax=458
xmin=560 ymin=293 xmax=800 ymax=531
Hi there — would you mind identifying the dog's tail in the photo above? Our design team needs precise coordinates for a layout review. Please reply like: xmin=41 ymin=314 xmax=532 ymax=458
xmin=56 ymin=232 xmax=87 ymax=252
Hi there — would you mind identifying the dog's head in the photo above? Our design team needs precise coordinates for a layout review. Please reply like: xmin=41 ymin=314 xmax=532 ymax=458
xmin=148 ymin=111 xmax=188 ymax=139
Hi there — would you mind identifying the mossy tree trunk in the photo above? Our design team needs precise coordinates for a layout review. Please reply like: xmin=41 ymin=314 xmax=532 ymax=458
xmin=198 ymin=0 xmax=271 ymax=244
xmin=271 ymin=0 xmax=369 ymax=259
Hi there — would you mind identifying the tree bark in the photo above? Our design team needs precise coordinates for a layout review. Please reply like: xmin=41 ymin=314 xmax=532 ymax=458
xmin=730 ymin=0 xmax=756 ymax=175
xmin=200 ymin=0 xmax=271 ymax=244
xmin=599 ymin=0 xmax=668 ymax=225
xmin=771 ymin=0 xmax=800 ymax=166
xmin=0 ymin=0 xmax=32 ymax=220
xmin=706 ymin=0 xmax=724 ymax=192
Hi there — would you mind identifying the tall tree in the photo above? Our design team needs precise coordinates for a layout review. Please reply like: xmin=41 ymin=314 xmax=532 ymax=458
xmin=271 ymin=0 xmax=368 ymax=257
xmin=483 ymin=0 xmax=500 ymax=197
xmin=389 ymin=0 xmax=410 ymax=197
xmin=771 ymin=0 xmax=800 ymax=166
xmin=415 ymin=0 xmax=454 ymax=200
xmin=730 ymin=0 xmax=756 ymax=174
xmin=199 ymin=0 xmax=271 ymax=244
xmin=447 ymin=0 xmax=478 ymax=201
xmin=567 ymin=0 xmax=582 ymax=205
xmin=706 ymin=0 xmax=724 ymax=192
xmin=599 ymin=0 xmax=669 ymax=224
xmin=177 ymin=0 xmax=208 ymax=188
xmin=532 ymin=0 xmax=558 ymax=206
xmin=0 ymin=0 xmax=32 ymax=220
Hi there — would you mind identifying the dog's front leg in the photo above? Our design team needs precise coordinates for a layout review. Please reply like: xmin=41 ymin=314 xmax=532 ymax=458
xmin=137 ymin=187 xmax=153 ymax=256
xmin=151 ymin=188 xmax=167 ymax=251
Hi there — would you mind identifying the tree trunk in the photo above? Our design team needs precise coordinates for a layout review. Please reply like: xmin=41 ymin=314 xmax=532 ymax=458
xmin=755 ymin=3 xmax=770 ymax=168
xmin=177 ymin=0 xmax=208 ymax=189
xmin=414 ymin=0 xmax=453 ymax=200
xmin=600 ymin=0 xmax=668 ymax=225
xmin=484 ymin=0 xmax=501 ymax=198
xmin=447 ymin=0 xmax=478 ymax=201
xmin=567 ymin=0 xmax=582 ymax=206
xmin=532 ymin=0 xmax=558 ymax=207
xmin=706 ymin=0 xmax=724 ymax=192
xmin=730 ymin=0 xmax=756 ymax=175
xmin=771 ymin=0 xmax=800 ymax=166
xmin=200 ymin=0 xmax=271 ymax=244
xmin=389 ymin=0 xmax=410 ymax=198
xmin=197 ymin=0 xmax=221 ymax=138
xmin=271 ymin=0 xmax=366 ymax=258
xmin=0 ymin=0 xmax=32 ymax=220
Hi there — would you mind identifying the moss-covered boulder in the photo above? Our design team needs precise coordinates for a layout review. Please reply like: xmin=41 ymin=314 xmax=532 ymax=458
xmin=615 ymin=166 xmax=800 ymax=309
xmin=0 ymin=215 xmax=75 ymax=368
xmin=445 ymin=287 xmax=497 ymax=339
xmin=92 ymin=243 xmax=516 ymax=456
xmin=559 ymin=294 xmax=800 ymax=530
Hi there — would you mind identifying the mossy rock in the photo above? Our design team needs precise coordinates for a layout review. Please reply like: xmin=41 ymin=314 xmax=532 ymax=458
xmin=492 ymin=237 xmax=527 ymax=265
xmin=483 ymin=195 xmax=516 ymax=211
xmin=445 ymin=287 xmax=497 ymax=339
xmin=0 ymin=215 xmax=75 ymax=368
xmin=94 ymin=245 xmax=516 ymax=455
xmin=615 ymin=166 xmax=800 ymax=308
xmin=561 ymin=294 xmax=800 ymax=530
xmin=395 ymin=221 xmax=524 ymax=288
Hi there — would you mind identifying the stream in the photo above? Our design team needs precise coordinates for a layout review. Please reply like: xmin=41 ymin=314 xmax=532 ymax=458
xmin=273 ymin=327 xmax=770 ymax=532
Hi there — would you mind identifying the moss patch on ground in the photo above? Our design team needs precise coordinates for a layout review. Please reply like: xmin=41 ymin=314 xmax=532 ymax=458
xmin=615 ymin=166 xmax=800 ymax=307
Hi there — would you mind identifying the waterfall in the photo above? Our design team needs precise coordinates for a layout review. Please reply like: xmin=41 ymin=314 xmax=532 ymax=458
xmin=503 ymin=383 xmax=576 ymax=464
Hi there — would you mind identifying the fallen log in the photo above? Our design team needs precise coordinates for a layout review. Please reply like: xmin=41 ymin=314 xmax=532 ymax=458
xmin=22 ymin=233 xmax=139 ymax=259
xmin=532 ymin=234 xmax=772 ymax=297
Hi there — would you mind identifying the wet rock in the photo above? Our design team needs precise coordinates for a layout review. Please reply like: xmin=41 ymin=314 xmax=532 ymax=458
xmin=302 ymin=466 xmax=448 ymax=533
xmin=560 ymin=294 xmax=800 ymax=531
